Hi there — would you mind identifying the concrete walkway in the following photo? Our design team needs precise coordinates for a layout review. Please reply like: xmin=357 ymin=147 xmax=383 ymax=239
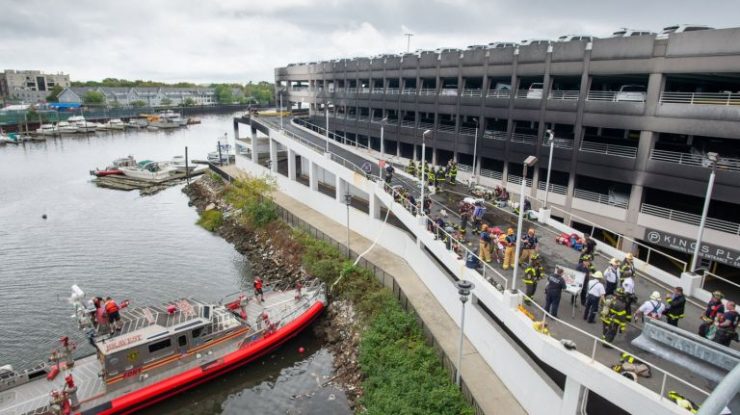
xmin=221 ymin=165 xmax=526 ymax=415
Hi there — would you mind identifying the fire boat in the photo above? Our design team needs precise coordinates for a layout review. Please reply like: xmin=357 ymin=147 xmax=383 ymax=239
xmin=0 ymin=281 xmax=326 ymax=415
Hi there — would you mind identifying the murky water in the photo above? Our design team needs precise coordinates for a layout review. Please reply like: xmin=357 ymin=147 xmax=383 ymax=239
xmin=0 ymin=113 xmax=349 ymax=414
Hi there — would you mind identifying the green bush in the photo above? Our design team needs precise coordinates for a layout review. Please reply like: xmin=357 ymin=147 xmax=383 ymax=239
xmin=244 ymin=200 xmax=277 ymax=227
xmin=197 ymin=210 xmax=223 ymax=231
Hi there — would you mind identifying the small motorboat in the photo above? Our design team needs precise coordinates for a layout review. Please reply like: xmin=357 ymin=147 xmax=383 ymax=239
xmin=126 ymin=118 xmax=148 ymax=128
xmin=90 ymin=156 xmax=138 ymax=177
xmin=100 ymin=119 xmax=126 ymax=131
xmin=186 ymin=117 xmax=201 ymax=125
xmin=171 ymin=156 xmax=197 ymax=173
xmin=119 ymin=160 xmax=178 ymax=180
xmin=56 ymin=121 xmax=78 ymax=134
xmin=68 ymin=115 xmax=97 ymax=133
xmin=35 ymin=124 xmax=57 ymax=136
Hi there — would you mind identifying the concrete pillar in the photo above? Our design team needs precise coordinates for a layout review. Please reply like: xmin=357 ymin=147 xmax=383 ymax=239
xmin=635 ymin=130 xmax=656 ymax=172
xmin=250 ymin=126 xmax=258 ymax=162
xmin=335 ymin=176 xmax=346 ymax=203
xmin=413 ymin=144 xmax=418 ymax=161
xmin=269 ymin=137 xmax=278 ymax=173
xmin=680 ymin=272 xmax=703 ymax=297
xmin=369 ymin=192 xmax=381 ymax=219
xmin=645 ymin=73 xmax=665 ymax=117
xmin=309 ymin=160 xmax=319 ymax=191
xmin=288 ymin=149 xmax=297 ymax=180
xmin=559 ymin=377 xmax=585 ymax=415
xmin=625 ymin=184 xmax=643 ymax=229
xmin=396 ymin=140 xmax=401 ymax=158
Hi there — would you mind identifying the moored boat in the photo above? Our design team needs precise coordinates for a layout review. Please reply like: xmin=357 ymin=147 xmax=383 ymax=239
xmin=56 ymin=121 xmax=78 ymax=134
xmin=0 ymin=282 xmax=326 ymax=415
xmin=119 ymin=160 xmax=177 ymax=180
xmin=35 ymin=124 xmax=57 ymax=136
xmin=170 ymin=155 xmax=196 ymax=173
xmin=90 ymin=156 xmax=138 ymax=177
xmin=68 ymin=116 xmax=97 ymax=133
xmin=99 ymin=119 xmax=126 ymax=131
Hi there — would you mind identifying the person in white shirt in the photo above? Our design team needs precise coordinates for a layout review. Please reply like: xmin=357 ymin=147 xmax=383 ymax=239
xmin=635 ymin=291 xmax=666 ymax=322
xmin=604 ymin=258 xmax=620 ymax=295
xmin=622 ymin=270 xmax=636 ymax=319
xmin=582 ymin=271 xmax=606 ymax=323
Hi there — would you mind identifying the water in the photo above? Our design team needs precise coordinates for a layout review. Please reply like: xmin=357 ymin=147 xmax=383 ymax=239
xmin=0 ymin=113 xmax=349 ymax=414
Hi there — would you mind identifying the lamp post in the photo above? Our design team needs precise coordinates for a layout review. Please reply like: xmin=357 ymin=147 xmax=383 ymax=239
xmin=512 ymin=155 xmax=538 ymax=292
xmin=325 ymin=101 xmax=331 ymax=152
xmin=344 ymin=192 xmax=353 ymax=258
xmin=543 ymin=129 xmax=555 ymax=208
xmin=420 ymin=129 xmax=432 ymax=218
xmin=455 ymin=280 xmax=474 ymax=386
xmin=472 ymin=118 xmax=479 ymax=184
xmin=380 ymin=116 xmax=388 ymax=156
xmin=279 ymin=91 xmax=284 ymax=130
xmin=691 ymin=152 xmax=718 ymax=272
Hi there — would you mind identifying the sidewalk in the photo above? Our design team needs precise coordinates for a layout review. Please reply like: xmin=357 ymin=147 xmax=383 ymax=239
xmin=222 ymin=165 xmax=526 ymax=415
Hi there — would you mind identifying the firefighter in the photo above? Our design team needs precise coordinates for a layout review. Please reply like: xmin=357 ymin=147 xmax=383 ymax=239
xmin=436 ymin=166 xmax=446 ymax=189
xmin=502 ymin=228 xmax=516 ymax=270
xmin=478 ymin=224 xmax=492 ymax=263
xmin=449 ymin=161 xmax=458 ymax=185
xmin=601 ymin=288 xmax=628 ymax=345
xmin=664 ymin=286 xmax=686 ymax=327
xmin=523 ymin=253 xmax=544 ymax=302
xmin=713 ymin=301 xmax=739 ymax=347
xmin=699 ymin=290 xmax=725 ymax=337
xmin=407 ymin=160 xmax=417 ymax=176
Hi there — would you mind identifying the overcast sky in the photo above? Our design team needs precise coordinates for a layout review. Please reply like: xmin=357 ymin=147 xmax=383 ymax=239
xmin=1 ymin=0 xmax=738 ymax=84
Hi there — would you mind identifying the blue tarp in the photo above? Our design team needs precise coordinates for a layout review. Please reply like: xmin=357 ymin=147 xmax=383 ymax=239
xmin=48 ymin=103 xmax=81 ymax=109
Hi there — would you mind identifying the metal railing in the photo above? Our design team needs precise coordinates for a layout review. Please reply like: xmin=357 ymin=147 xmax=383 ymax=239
xmin=346 ymin=87 xmax=358 ymax=93
xmin=510 ymin=133 xmax=536 ymax=144
xmin=440 ymin=88 xmax=459 ymax=96
xmin=640 ymin=204 xmax=740 ymax=236
xmin=386 ymin=88 xmax=400 ymax=95
xmin=506 ymin=174 xmax=532 ymax=187
xmin=459 ymin=126 xmax=477 ymax=136
xmin=461 ymin=89 xmax=483 ymax=97
xmin=585 ymin=91 xmax=618 ymax=101
xmin=700 ymin=269 xmax=740 ymax=293
xmin=457 ymin=163 xmax=473 ymax=173
xmin=437 ymin=124 xmax=456 ymax=133
xmin=359 ymin=87 xmax=371 ymax=94
xmin=660 ymin=91 xmax=740 ymax=106
xmin=649 ymin=149 xmax=740 ymax=172
xmin=401 ymin=120 xmax=417 ymax=128
xmin=537 ymin=181 xmax=568 ymax=195
xmin=419 ymin=88 xmax=437 ymax=96
xmin=546 ymin=137 xmax=574 ymax=149
xmin=515 ymin=89 xmax=539 ymax=99
xmin=401 ymin=88 xmax=417 ymax=95
xmin=370 ymin=88 xmax=383 ymax=95
xmin=418 ymin=122 xmax=435 ymax=130
xmin=483 ymin=130 xmax=507 ymax=141
xmin=580 ymin=141 xmax=638 ymax=158
xmin=573 ymin=189 xmax=628 ymax=209
xmin=479 ymin=168 xmax=503 ymax=181
xmin=486 ymin=90 xmax=511 ymax=99
xmin=548 ymin=90 xmax=580 ymax=101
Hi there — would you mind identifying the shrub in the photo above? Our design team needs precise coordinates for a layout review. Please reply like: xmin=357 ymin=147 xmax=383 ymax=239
xmin=197 ymin=210 xmax=223 ymax=231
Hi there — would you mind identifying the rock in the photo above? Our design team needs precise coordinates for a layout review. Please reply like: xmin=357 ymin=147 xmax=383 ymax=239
xmin=205 ymin=203 xmax=216 ymax=211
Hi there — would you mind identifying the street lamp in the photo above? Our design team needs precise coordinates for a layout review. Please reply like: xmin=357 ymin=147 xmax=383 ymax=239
xmin=472 ymin=118 xmax=479 ymax=184
xmin=325 ymin=101 xmax=332 ymax=152
xmin=420 ymin=129 xmax=432 ymax=218
xmin=279 ymin=91 xmax=284 ymax=130
xmin=380 ymin=116 xmax=388 ymax=156
xmin=344 ymin=192 xmax=353 ymax=258
xmin=511 ymin=155 xmax=538 ymax=292
xmin=455 ymin=280 xmax=474 ymax=386
xmin=691 ymin=152 xmax=719 ymax=272
xmin=543 ymin=129 xmax=555 ymax=208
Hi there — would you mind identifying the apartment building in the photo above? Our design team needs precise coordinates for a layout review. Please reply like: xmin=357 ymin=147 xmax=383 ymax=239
xmin=0 ymin=69 xmax=71 ymax=103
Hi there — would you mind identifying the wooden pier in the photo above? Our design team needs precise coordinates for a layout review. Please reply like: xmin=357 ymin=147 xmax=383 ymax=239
xmin=93 ymin=168 xmax=207 ymax=194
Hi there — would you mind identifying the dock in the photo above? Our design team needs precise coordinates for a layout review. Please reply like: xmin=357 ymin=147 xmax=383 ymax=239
xmin=94 ymin=168 xmax=207 ymax=194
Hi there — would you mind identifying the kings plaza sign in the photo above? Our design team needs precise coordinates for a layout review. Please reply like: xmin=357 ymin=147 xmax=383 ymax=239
xmin=645 ymin=228 xmax=740 ymax=268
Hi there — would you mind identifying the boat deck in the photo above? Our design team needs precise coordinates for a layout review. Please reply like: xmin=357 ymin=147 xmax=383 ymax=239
xmin=0 ymin=288 xmax=317 ymax=415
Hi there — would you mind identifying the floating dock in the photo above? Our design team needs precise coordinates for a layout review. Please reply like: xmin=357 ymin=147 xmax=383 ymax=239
xmin=94 ymin=168 xmax=207 ymax=194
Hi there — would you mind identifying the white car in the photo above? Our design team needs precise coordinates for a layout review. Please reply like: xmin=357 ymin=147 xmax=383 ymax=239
xmin=487 ymin=42 xmax=517 ymax=49
xmin=657 ymin=24 xmax=713 ymax=39
xmin=557 ymin=35 xmax=597 ymax=42
xmin=526 ymin=82 xmax=544 ymax=99
xmin=615 ymin=84 xmax=647 ymax=102
xmin=520 ymin=39 xmax=551 ymax=46
xmin=611 ymin=28 xmax=655 ymax=37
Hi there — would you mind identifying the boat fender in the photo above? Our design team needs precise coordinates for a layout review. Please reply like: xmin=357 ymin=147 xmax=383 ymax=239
xmin=47 ymin=365 xmax=60 ymax=380
xmin=167 ymin=304 xmax=177 ymax=314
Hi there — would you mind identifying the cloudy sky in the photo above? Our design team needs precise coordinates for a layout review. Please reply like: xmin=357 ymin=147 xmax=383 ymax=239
xmin=1 ymin=0 xmax=738 ymax=84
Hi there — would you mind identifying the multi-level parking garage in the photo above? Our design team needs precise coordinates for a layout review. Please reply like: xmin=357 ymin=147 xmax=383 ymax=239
xmin=275 ymin=27 xmax=740 ymax=282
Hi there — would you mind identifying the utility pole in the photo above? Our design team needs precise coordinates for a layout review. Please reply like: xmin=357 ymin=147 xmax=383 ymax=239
xmin=404 ymin=33 xmax=414 ymax=53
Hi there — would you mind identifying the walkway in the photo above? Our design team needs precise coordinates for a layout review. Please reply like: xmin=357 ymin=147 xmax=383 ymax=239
xmin=221 ymin=164 xmax=526 ymax=415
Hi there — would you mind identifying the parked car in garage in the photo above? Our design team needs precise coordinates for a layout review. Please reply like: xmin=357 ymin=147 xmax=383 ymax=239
xmin=557 ymin=35 xmax=597 ymax=42
xmin=657 ymin=24 xmax=713 ymax=38
xmin=611 ymin=28 xmax=655 ymax=37
xmin=526 ymin=83 xmax=544 ymax=99
xmin=615 ymin=84 xmax=647 ymax=102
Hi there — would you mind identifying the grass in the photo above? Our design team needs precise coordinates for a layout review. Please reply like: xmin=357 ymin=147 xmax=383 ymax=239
xmin=216 ymin=175 xmax=473 ymax=414
xmin=196 ymin=209 xmax=223 ymax=231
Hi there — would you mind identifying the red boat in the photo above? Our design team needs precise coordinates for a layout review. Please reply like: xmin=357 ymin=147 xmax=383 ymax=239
xmin=0 ymin=282 xmax=327 ymax=415
xmin=90 ymin=156 xmax=137 ymax=177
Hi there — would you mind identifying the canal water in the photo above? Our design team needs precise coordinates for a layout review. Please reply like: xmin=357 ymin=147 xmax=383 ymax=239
xmin=0 ymin=113 xmax=349 ymax=414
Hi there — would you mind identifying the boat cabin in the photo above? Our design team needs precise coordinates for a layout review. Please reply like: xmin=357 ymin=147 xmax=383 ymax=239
xmin=94 ymin=299 xmax=247 ymax=381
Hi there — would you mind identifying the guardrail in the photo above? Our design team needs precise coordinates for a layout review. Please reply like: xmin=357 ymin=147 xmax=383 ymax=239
xmin=401 ymin=89 xmax=417 ymax=95
xmin=486 ymin=90 xmax=511 ymax=99
xmin=419 ymin=88 xmax=437 ymax=96
xmin=546 ymin=137 xmax=574 ymax=149
xmin=649 ymin=149 xmax=740 ymax=172
xmin=386 ymin=88 xmax=400 ymax=95
xmin=479 ymin=168 xmax=503 ymax=181
xmin=510 ymin=133 xmax=536 ymax=144
xmin=401 ymin=120 xmax=417 ymax=128
xmin=548 ymin=90 xmax=580 ymax=101
xmin=418 ymin=122 xmax=435 ymax=130
xmin=537 ymin=181 xmax=568 ymax=195
xmin=459 ymin=126 xmax=477 ymax=136
xmin=437 ymin=124 xmax=456 ymax=133
xmin=640 ymin=204 xmax=740 ymax=236
xmin=483 ymin=130 xmax=507 ymax=141
xmin=457 ymin=163 xmax=473 ymax=173
xmin=515 ymin=90 xmax=538 ymax=99
xmin=359 ymin=88 xmax=371 ymax=94
xmin=700 ymin=269 xmax=740 ymax=294
xmin=660 ymin=91 xmax=740 ymax=106
xmin=440 ymin=88 xmax=459 ymax=96
xmin=585 ymin=91 xmax=618 ymax=101
xmin=580 ymin=141 xmax=638 ymax=158
xmin=573 ymin=189 xmax=628 ymax=209
xmin=461 ymin=89 xmax=483 ymax=97
xmin=506 ymin=174 xmax=532 ymax=187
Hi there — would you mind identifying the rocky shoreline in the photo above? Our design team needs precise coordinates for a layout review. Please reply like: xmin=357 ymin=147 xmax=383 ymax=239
xmin=183 ymin=174 xmax=364 ymax=408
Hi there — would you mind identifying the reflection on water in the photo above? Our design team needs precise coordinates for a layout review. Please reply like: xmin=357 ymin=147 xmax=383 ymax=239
xmin=0 ymin=113 xmax=349 ymax=414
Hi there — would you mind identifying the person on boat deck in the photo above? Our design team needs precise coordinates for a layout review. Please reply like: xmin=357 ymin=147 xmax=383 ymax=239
xmin=105 ymin=297 xmax=122 ymax=333
xmin=254 ymin=277 xmax=265 ymax=302
xmin=94 ymin=297 xmax=109 ymax=334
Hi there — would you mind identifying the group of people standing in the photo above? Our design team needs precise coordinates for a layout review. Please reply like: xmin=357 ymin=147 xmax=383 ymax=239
xmin=89 ymin=296 xmax=125 ymax=336
xmin=406 ymin=159 xmax=459 ymax=188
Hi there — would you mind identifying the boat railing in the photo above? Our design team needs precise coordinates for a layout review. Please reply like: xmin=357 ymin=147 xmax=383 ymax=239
xmin=523 ymin=295 xmax=711 ymax=406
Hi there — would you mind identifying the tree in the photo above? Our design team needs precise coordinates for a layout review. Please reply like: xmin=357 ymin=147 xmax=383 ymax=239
xmin=213 ymin=84 xmax=235 ymax=104
xmin=83 ymin=91 xmax=106 ymax=105
xmin=183 ymin=97 xmax=196 ymax=107
xmin=160 ymin=97 xmax=172 ymax=106
xmin=131 ymin=100 xmax=146 ymax=108
xmin=110 ymin=100 xmax=121 ymax=109
xmin=46 ymin=85 xmax=64 ymax=103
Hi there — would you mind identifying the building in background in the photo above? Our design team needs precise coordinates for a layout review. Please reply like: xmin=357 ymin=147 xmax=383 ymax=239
xmin=0 ymin=69 xmax=71 ymax=103
xmin=57 ymin=86 xmax=217 ymax=106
